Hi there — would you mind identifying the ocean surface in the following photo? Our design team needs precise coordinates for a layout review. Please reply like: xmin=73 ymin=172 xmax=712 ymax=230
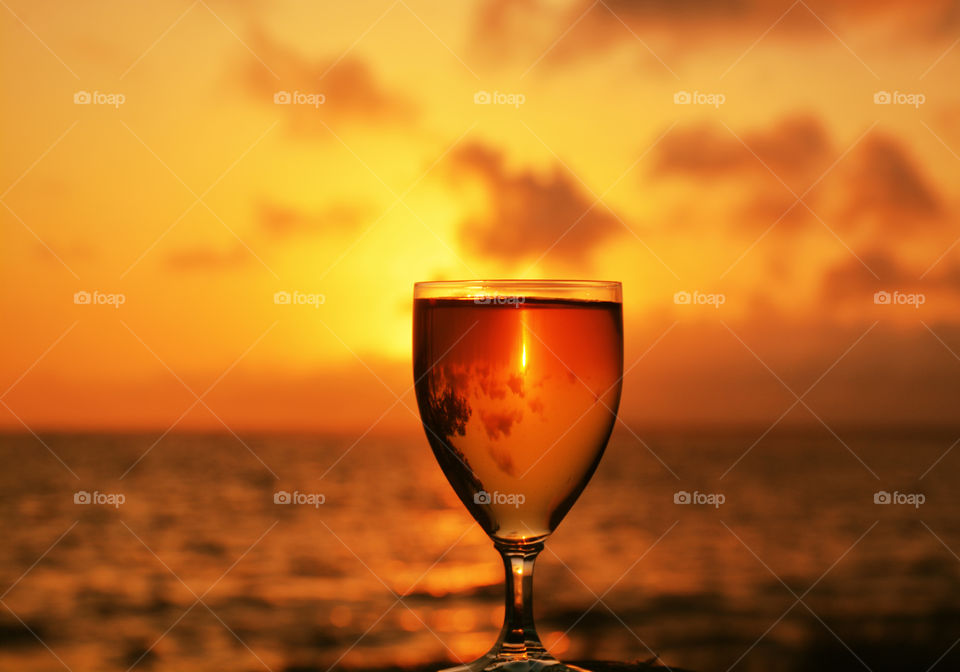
xmin=1 ymin=427 xmax=959 ymax=672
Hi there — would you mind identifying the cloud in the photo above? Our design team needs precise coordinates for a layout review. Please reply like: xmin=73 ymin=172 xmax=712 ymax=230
xmin=821 ymin=250 xmax=919 ymax=295
xmin=651 ymin=115 xmax=831 ymax=234
xmin=243 ymin=30 xmax=416 ymax=129
xmin=470 ymin=0 xmax=765 ymax=67
xmin=258 ymin=201 xmax=369 ymax=237
xmin=819 ymin=248 xmax=960 ymax=306
xmin=651 ymin=118 xmax=946 ymax=239
xmin=472 ymin=0 xmax=960 ymax=66
xmin=653 ymin=115 xmax=830 ymax=185
xmin=448 ymin=142 xmax=624 ymax=264
xmin=468 ymin=0 xmax=550 ymax=63
xmin=836 ymin=134 xmax=943 ymax=236
xmin=480 ymin=408 xmax=523 ymax=441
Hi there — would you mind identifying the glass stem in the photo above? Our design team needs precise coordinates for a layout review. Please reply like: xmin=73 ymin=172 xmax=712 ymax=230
xmin=494 ymin=539 xmax=549 ymax=659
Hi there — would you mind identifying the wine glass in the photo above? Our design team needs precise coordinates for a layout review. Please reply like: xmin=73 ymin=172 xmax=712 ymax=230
xmin=413 ymin=280 xmax=623 ymax=672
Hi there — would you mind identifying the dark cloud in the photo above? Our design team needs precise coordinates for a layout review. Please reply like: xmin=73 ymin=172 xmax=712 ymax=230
xmin=564 ymin=0 xmax=770 ymax=52
xmin=448 ymin=142 xmax=624 ymax=264
xmin=819 ymin=249 xmax=960 ymax=304
xmin=480 ymin=408 xmax=523 ymax=442
xmin=471 ymin=0 xmax=766 ymax=67
xmin=243 ymin=30 xmax=416 ymax=129
xmin=653 ymin=125 xmax=751 ymax=176
xmin=651 ymin=115 xmax=830 ymax=234
xmin=836 ymin=134 xmax=943 ymax=236
xmin=472 ymin=0 xmax=960 ymax=66
xmin=821 ymin=250 xmax=919 ymax=297
xmin=258 ymin=201 xmax=369 ymax=237
xmin=652 ymin=118 xmax=946 ymax=240
xmin=653 ymin=115 xmax=830 ymax=186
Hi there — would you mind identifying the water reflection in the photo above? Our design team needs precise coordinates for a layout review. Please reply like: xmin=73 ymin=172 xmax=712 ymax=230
xmin=1 ymin=430 xmax=959 ymax=671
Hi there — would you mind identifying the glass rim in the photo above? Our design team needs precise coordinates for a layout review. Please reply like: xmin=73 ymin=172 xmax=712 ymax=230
xmin=414 ymin=279 xmax=621 ymax=290
xmin=414 ymin=279 xmax=621 ymax=301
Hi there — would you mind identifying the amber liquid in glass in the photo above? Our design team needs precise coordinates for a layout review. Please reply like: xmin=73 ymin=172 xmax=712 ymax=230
xmin=414 ymin=297 xmax=623 ymax=541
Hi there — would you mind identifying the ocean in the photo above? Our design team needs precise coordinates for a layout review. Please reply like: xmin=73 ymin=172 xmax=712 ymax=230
xmin=1 ymin=427 xmax=958 ymax=672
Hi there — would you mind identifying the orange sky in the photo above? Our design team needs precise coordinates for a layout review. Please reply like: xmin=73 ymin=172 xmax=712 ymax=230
xmin=2 ymin=0 xmax=959 ymax=433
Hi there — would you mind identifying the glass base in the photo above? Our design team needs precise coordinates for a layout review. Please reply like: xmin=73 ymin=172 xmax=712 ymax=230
xmin=439 ymin=652 xmax=591 ymax=672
